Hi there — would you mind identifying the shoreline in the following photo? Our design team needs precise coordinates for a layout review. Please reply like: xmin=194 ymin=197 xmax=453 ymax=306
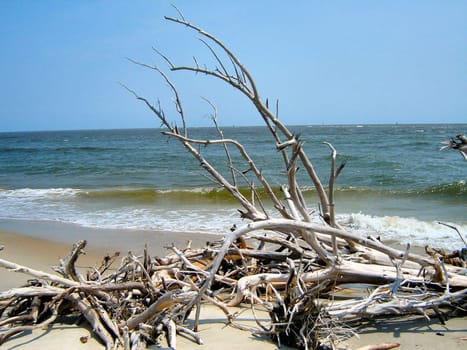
xmin=1 ymin=224 xmax=466 ymax=349
xmin=0 ymin=218 xmax=220 ymax=257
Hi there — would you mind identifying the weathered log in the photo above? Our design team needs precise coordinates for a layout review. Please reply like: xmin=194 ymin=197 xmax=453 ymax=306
xmin=126 ymin=290 xmax=196 ymax=330
xmin=66 ymin=293 xmax=116 ymax=349
xmin=0 ymin=258 xmax=81 ymax=287
xmin=0 ymin=286 xmax=64 ymax=300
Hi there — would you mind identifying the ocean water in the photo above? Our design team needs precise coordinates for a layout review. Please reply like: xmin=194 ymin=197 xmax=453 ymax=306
xmin=0 ymin=124 xmax=465 ymax=249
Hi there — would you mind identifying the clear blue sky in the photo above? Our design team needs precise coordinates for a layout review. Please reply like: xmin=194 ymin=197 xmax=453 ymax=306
xmin=1 ymin=1 xmax=466 ymax=132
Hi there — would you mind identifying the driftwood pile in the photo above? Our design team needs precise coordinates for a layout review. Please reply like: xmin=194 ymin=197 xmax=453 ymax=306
xmin=0 ymin=226 xmax=466 ymax=349
xmin=1 ymin=9 xmax=466 ymax=350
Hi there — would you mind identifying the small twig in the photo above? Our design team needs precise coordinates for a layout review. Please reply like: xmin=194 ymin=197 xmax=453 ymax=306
xmin=390 ymin=243 xmax=410 ymax=295
xmin=438 ymin=221 xmax=467 ymax=246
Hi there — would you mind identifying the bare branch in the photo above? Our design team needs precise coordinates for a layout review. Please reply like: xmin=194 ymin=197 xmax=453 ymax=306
xmin=202 ymin=97 xmax=237 ymax=186
xmin=438 ymin=221 xmax=467 ymax=246
xmin=162 ymin=131 xmax=288 ymax=219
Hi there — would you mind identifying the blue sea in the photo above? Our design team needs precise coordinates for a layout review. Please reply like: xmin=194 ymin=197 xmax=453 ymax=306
xmin=0 ymin=124 xmax=465 ymax=250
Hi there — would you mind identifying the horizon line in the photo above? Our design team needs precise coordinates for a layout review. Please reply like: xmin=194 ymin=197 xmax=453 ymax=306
xmin=2 ymin=121 xmax=467 ymax=134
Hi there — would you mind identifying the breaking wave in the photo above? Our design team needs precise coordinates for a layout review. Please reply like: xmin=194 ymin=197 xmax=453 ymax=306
xmin=0 ymin=185 xmax=465 ymax=250
xmin=340 ymin=213 xmax=466 ymax=250
xmin=1 ymin=180 xmax=464 ymax=205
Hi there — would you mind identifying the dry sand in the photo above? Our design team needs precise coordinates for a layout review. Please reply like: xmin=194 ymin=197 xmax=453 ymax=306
xmin=1 ymin=225 xmax=466 ymax=349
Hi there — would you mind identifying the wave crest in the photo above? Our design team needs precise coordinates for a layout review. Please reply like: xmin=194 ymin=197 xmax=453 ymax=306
xmin=341 ymin=213 xmax=467 ymax=250
xmin=1 ymin=181 xmax=465 ymax=204
xmin=422 ymin=180 xmax=466 ymax=196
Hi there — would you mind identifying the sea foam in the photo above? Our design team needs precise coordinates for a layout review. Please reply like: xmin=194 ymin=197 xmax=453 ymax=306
xmin=341 ymin=213 xmax=466 ymax=250
xmin=0 ymin=187 xmax=465 ymax=251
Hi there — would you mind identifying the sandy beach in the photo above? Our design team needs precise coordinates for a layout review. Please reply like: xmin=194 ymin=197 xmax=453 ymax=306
xmin=1 ymin=225 xmax=466 ymax=350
